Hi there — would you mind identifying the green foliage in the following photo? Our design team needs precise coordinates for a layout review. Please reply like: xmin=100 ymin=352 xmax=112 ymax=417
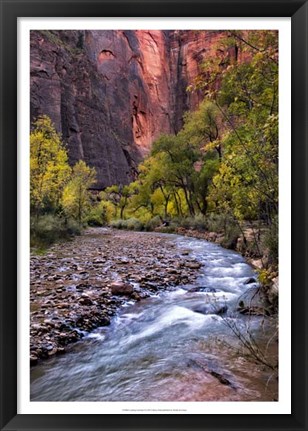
xmin=205 ymin=213 xmax=227 ymax=232
xmin=103 ymin=30 xmax=277 ymax=265
xmin=178 ymin=214 xmax=208 ymax=231
xmin=144 ymin=216 xmax=162 ymax=231
xmin=30 ymin=214 xmax=81 ymax=247
xmin=125 ymin=217 xmax=144 ymax=231
xmin=30 ymin=115 xmax=97 ymax=246
xmin=102 ymin=184 xmax=136 ymax=219
xmin=155 ymin=223 xmax=178 ymax=234
xmin=61 ymin=160 xmax=96 ymax=226
xmin=263 ymin=216 xmax=278 ymax=265
xmin=86 ymin=201 xmax=108 ymax=227
xmin=31 ymin=31 xmax=278 ymax=268
xmin=109 ymin=219 xmax=124 ymax=229
xmin=221 ymin=223 xmax=241 ymax=250
xmin=110 ymin=218 xmax=145 ymax=231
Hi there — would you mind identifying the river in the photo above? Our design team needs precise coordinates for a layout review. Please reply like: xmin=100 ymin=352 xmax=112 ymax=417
xmin=30 ymin=232 xmax=278 ymax=402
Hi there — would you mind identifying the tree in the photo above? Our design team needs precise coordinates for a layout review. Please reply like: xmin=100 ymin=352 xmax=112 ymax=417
xmin=62 ymin=160 xmax=96 ymax=226
xmin=30 ymin=115 xmax=71 ymax=215
xmin=102 ymin=29 xmax=278 ymax=258
xmin=182 ymin=100 xmax=223 ymax=159
xmin=135 ymin=154 xmax=174 ymax=218
xmin=152 ymin=134 xmax=199 ymax=216
xmin=102 ymin=184 xmax=137 ymax=219
xmin=186 ymin=30 xmax=278 ymax=226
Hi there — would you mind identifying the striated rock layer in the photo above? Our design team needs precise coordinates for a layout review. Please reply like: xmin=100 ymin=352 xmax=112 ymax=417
xmin=30 ymin=30 xmax=236 ymax=188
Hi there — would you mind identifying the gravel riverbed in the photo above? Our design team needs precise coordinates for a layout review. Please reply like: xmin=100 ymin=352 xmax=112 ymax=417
xmin=30 ymin=228 xmax=202 ymax=364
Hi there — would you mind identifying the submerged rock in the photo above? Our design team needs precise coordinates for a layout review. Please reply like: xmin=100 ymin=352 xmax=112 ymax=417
xmin=244 ymin=277 xmax=257 ymax=285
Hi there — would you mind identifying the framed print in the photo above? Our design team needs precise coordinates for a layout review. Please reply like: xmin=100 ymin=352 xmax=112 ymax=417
xmin=0 ymin=0 xmax=307 ymax=430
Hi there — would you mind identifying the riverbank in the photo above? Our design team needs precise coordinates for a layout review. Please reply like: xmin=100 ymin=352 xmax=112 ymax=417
xmin=30 ymin=228 xmax=203 ymax=365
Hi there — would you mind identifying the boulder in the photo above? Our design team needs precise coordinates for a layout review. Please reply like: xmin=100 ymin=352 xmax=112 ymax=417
xmin=110 ymin=281 xmax=134 ymax=296
xmin=192 ymin=304 xmax=227 ymax=315
xmin=188 ymin=286 xmax=216 ymax=293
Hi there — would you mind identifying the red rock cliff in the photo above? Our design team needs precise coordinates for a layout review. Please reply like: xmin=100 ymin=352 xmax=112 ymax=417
xmin=30 ymin=30 xmax=234 ymax=188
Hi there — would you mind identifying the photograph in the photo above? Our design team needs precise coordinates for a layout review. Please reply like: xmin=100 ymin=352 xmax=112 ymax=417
xmin=29 ymin=28 xmax=280 ymax=403
xmin=1 ymin=1 xmax=307 ymax=430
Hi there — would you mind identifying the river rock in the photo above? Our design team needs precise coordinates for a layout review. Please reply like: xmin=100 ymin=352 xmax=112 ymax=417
xmin=191 ymin=304 xmax=227 ymax=315
xmin=244 ymin=277 xmax=257 ymax=285
xmin=110 ymin=281 xmax=134 ymax=296
xmin=188 ymin=286 xmax=216 ymax=293
xmin=216 ymin=305 xmax=228 ymax=315
xmin=30 ymin=228 xmax=201 ymax=363
xmin=185 ymin=261 xmax=202 ymax=269
xmin=79 ymin=296 xmax=93 ymax=306
xmin=238 ymin=286 xmax=264 ymax=305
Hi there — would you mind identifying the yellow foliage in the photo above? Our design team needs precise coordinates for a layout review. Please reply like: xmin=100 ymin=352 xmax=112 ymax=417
xmin=30 ymin=116 xmax=71 ymax=212
xmin=61 ymin=160 xmax=96 ymax=224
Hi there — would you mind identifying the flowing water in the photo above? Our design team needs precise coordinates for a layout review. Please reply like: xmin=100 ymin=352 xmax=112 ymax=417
xmin=30 ymin=234 xmax=278 ymax=401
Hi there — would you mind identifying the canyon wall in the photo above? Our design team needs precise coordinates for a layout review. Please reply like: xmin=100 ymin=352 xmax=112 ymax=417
xmin=30 ymin=30 xmax=236 ymax=188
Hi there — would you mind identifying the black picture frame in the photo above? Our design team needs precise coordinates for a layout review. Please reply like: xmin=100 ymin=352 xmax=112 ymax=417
xmin=0 ymin=0 xmax=307 ymax=430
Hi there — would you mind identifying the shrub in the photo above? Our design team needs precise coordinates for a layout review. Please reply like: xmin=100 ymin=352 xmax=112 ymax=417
xmin=86 ymin=203 xmax=107 ymax=227
xmin=155 ymin=222 xmax=178 ymax=233
xmin=258 ymin=268 xmax=272 ymax=287
xmin=263 ymin=217 xmax=278 ymax=265
xmin=110 ymin=218 xmax=144 ymax=231
xmin=179 ymin=214 xmax=207 ymax=231
xmin=221 ymin=230 xmax=240 ymax=249
xmin=221 ymin=221 xmax=241 ymax=250
xmin=86 ymin=213 xmax=104 ymax=227
xmin=30 ymin=214 xmax=81 ymax=247
xmin=205 ymin=213 xmax=227 ymax=233
xmin=144 ymin=215 xmax=162 ymax=231
xmin=110 ymin=219 xmax=124 ymax=229
xmin=126 ymin=218 xmax=144 ymax=231
xmin=65 ymin=218 xmax=81 ymax=236
xmin=244 ymin=240 xmax=262 ymax=258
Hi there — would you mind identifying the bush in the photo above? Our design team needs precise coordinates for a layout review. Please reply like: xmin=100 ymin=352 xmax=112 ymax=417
xmin=126 ymin=218 xmax=144 ymax=231
xmin=110 ymin=219 xmax=124 ymax=229
xmin=205 ymin=213 xmax=227 ymax=233
xmin=110 ymin=218 xmax=144 ymax=231
xmin=153 ymin=220 xmax=178 ymax=233
xmin=178 ymin=214 xmax=207 ymax=231
xmin=86 ymin=213 xmax=104 ymax=227
xmin=244 ymin=240 xmax=262 ymax=258
xmin=221 ymin=224 xmax=241 ymax=250
xmin=30 ymin=214 xmax=81 ymax=247
xmin=263 ymin=217 xmax=278 ymax=265
xmin=144 ymin=215 xmax=162 ymax=231
xmin=86 ymin=203 xmax=107 ymax=227
xmin=157 ymin=223 xmax=178 ymax=233
xmin=65 ymin=218 xmax=81 ymax=236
